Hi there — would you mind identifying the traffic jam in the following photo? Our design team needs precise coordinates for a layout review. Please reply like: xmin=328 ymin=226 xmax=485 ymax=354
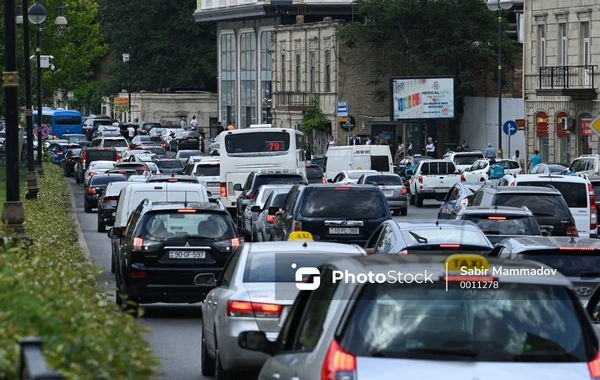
xmin=56 ymin=121 xmax=600 ymax=379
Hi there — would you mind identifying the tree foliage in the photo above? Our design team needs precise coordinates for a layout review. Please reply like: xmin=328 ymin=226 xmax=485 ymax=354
xmin=301 ymin=96 xmax=330 ymax=134
xmin=336 ymin=0 xmax=519 ymax=117
xmin=97 ymin=0 xmax=218 ymax=94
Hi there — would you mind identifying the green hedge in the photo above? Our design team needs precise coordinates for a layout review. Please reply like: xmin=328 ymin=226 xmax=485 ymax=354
xmin=0 ymin=164 xmax=159 ymax=378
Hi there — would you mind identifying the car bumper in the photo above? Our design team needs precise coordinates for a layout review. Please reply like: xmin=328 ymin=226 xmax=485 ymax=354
xmin=385 ymin=196 xmax=408 ymax=209
xmin=216 ymin=322 xmax=276 ymax=372
xmin=98 ymin=208 xmax=116 ymax=225
xmin=85 ymin=195 xmax=99 ymax=208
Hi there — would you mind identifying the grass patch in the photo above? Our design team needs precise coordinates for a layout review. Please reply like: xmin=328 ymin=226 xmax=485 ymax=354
xmin=0 ymin=164 xmax=159 ymax=378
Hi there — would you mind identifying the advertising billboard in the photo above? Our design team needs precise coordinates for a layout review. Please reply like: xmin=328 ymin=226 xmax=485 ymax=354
xmin=390 ymin=77 xmax=455 ymax=120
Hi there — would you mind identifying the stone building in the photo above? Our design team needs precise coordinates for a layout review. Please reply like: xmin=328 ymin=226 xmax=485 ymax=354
xmin=524 ymin=0 xmax=599 ymax=163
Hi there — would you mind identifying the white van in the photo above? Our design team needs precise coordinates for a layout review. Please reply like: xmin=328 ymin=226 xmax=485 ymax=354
xmin=499 ymin=174 xmax=597 ymax=238
xmin=324 ymin=145 xmax=394 ymax=181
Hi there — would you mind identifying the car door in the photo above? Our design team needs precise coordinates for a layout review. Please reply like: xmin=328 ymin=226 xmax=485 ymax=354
xmin=364 ymin=223 xmax=385 ymax=252
xmin=271 ymin=190 xmax=295 ymax=241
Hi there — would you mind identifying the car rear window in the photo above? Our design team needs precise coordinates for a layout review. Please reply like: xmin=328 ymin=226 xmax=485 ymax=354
xmin=137 ymin=211 xmax=234 ymax=240
xmin=453 ymin=154 xmax=483 ymax=165
xmin=462 ymin=215 xmax=539 ymax=235
xmin=137 ymin=136 xmax=151 ymax=141
xmin=177 ymin=151 xmax=202 ymax=158
xmin=271 ymin=192 xmax=289 ymax=208
xmin=421 ymin=161 xmax=457 ymax=175
xmin=104 ymin=139 xmax=128 ymax=147
xmin=494 ymin=194 xmax=572 ymax=218
xmin=146 ymin=147 xmax=166 ymax=156
xmin=195 ymin=164 xmax=220 ymax=176
xmin=156 ymin=160 xmax=184 ymax=169
xmin=252 ymin=175 xmax=304 ymax=191
xmin=515 ymin=181 xmax=587 ymax=208
xmin=340 ymin=281 xmax=591 ymax=362
xmin=306 ymin=166 xmax=324 ymax=179
xmin=115 ymin=163 xmax=146 ymax=170
xmin=365 ymin=175 xmax=402 ymax=185
xmin=86 ymin=150 xmax=118 ymax=162
xmin=592 ymin=183 xmax=600 ymax=200
xmin=243 ymin=253 xmax=340 ymax=282
xmin=301 ymin=189 xmax=387 ymax=219
xmin=400 ymin=228 xmax=490 ymax=246
xmin=90 ymin=162 xmax=115 ymax=170
xmin=516 ymin=249 xmax=600 ymax=277
xmin=90 ymin=175 xmax=127 ymax=186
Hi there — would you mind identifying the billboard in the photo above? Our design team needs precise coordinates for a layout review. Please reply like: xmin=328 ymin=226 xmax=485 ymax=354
xmin=390 ymin=77 xmax=455 ymax=120
xmin=114 ymin=97 xmax=129 ymax=113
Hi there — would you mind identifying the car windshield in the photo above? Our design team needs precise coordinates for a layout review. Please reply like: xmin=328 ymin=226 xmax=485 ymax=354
xmin=454 ymin=154 xmax=483 ymax=165
xmin=253 ymin=175 xmax=304 ymax=190
xmin=90 ymin=175 xmax=127 ymax=186
xmin=195 ymin=164 xmax=220 ymax=176
xmin=65 ymin=135 xmax=86 ymax=142
xmin=156 ymin=160 xmax=183 ymax=169
xmin=301 ymin=189 xmax=387 ymax=219
xmin=494 ymin=194 xmax=572 ymax=218
xmin=515 ymin=182 xmax=587 ymax=208
xmin=549 ymin=165 xmax=567 ymax=174
xmin=306 ymin=166 xmax=324 ymax=179
xmin=365 ymin=175 xmax=402 ymax=185
xmin=137 ymin=212 xmax=234 ymax=241
xmin=146 ymin=147 xmax=166 ymax=156
xmin=348 ymin=172 xmax=374 ymax=179
xmin=516 ymin=250 xmax=600 ymax=277
xmin=400 ymin=227 xmax=490 ymax=246
xmin=243 ymin=253 xmax=341 ymax=282
xmin=104 ymin=139 xmax=128 ymax=147
xmin=271 ymin=192 xmax=289 ymax=208
xmin=177 ymin=151 xmax=202 ymax=159
xmin=339 ymin=281 xmax=591 ymax=362
xmin=462 ymin=215 xmax=539 ymax=235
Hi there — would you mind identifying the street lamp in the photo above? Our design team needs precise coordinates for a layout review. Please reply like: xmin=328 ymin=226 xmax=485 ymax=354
xmin=487 ymin=0 xmax=513 ymax=158
xmin=16 ymin=2 xmax=39 ymax=200
xmin=122 ymin=53 xmax=131 ymax=122
xmin=2 ymin=0 xmax=27 ymax=237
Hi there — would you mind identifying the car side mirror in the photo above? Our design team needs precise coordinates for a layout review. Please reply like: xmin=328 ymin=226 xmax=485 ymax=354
xmin=250 ymin=205 xmax=261 ymax=213
xmin=327 ymin=179 xmax=333 ymax=183
xmin=238 ymin=331 xmax=276 ymax=355
xmin=406 ymin=169 xmax=414 ymax=176
xmin=206 ymin=191 xmax=212 ymax=197
xmin=233 ymin=184 xmax=243 ymax=191
xmin=194 ymin=273 xmax=216 ymax=287
xmin=108 ymin=227 xmax=123 ymax=239
xmin=268 ymin=207 xmax=279 ymax=215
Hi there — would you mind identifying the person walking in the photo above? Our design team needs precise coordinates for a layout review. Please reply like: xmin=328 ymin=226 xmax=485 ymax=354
xmin=327 ymin=136 xmax=336 ymax=150
xmin=216 ymin=121 xmax=224 ymax=134
xmin=426 ymin=137 xmax=436 ymax=158
xmin=127 ymin=124 xmax=135 ymax=140
xmin=190 ymin=116 xmax=198 ymax=131
xmin=484 ymin=143 xmax=496 ymax=159
xmin=512 ymin=149 xmax=525 ymax=169
xmin=407 ymin=140 xmax=413 ymax=156
xmin=180 ymin=118 xmax=188 ymax=130
xmin=395 ymin=143 xmax=405 ymax=161
xmin=349 ymin=133 xmax=361 ymax=146
xmin=457 ymin=140 xmax=470 ymax=152
xmin=529 ymin=150 xmax=543 ymax=169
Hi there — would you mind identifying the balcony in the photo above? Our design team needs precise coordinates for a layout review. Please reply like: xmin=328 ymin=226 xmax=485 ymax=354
xmin=537 ymin=65 xmax=598 ymax=100
xmin=274 ymin=91 xmax=336 ymax=112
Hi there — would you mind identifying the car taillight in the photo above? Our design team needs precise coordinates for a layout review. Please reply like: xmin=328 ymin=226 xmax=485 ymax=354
xmin=510 ymin=182 xmax=516 ymax=186
xmin=130 ymin=270 xmax=146 ymax=278
xmin=89 ymin=172 xmax=96 ymax=177
xmin=266 ymin=215 xmax=275 ymax=223
xmin=401 ymin=187 xmax=407 ymax=195
xmin=460 ymin=174 xmax=465 ymax=182
xmin=589 ymin=349 xmax=600 ymax=378
xmin=102 ymin=198 xmax=117 ymax=206
xmin=589 ymin=184 xmax=598 ymax=231
xmin=220 ymin=183 xmax=227 ymax=197
xmin=226 ymin=300 xmax=282 ymax=318
xmin=567 ymin=225 xmax=578 ymax=237
xmin=321 ymin=340 xmax=356 ymax=380
xmin=247 ymin=193 xmax=254 ymax=200
xmin=133 ymin=237 xmax=144 ymax=250
xmin=87 ymin=187 xmax=96 ymax=195
xmin=231 ymin=238 xmax=240 ymax=249
xmin=418 ymin=176 xmax=423 ymax=184
xmin=292 ymin=220 xmax=302 ymax=231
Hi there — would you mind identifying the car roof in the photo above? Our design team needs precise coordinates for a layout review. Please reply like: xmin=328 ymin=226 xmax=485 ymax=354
xmin=458 ymin=206 xmax=532 ymax=215
xmin=345 ymin=170 xmax=377 ymax=173
xmin=497 ymin=236 xmax=600 ymax=250
xmin=244 ymin=241 xmax=365 ymax=254
xmin=147 ymin=174 xmax=197 ymax=180
xmin=393 ymin=219 xmax=481 ymax=231
xmin=141 ymin=201 xmax=224 ymax=213
xmin=90 ymin=160 xmax=117 ymax=165
xmin=507 ymin=174 xmax=590 ymax=183
xmin=447 ymin=151 xmax=482 ymax=155
xmin=91 ymin=173 xmax=126 ymax=179
xmin=324 ymin=255 xmax=572 ymax=286
xmin=255 ymin=168 xmax=302 ymax=175
xmin=257 ymin=184 xmax=295 ymax=190
xmin=485 ymin=185 xmax=562 ymax=194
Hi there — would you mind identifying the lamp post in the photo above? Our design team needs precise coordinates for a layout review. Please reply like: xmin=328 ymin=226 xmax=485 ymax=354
xmin=123 ymin=53 xmax=131 ymax=122
xmin=16 ymin=2 xmax=39 ymax=200
xmin=2 ymin=0 xmax=27 ymax=237
xmin=487 ymin=0 xmax=513 ymax=159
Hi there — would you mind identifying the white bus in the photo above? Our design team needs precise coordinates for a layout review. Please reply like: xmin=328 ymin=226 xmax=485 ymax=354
xmin=219 ymin=126 xmax=307 ymax=214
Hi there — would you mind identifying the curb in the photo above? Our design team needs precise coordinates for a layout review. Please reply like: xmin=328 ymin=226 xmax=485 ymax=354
xmin=65 ymin=181 xmax=94 ymax=266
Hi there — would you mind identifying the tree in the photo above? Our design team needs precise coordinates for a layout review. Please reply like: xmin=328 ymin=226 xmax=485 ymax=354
xmin=336 ymin=0 xmax=518 ymax=117
xmin=96 ymin=0 xmax=218 ymax=95
xmin=301 ymin=96 xmax=330 ymax=134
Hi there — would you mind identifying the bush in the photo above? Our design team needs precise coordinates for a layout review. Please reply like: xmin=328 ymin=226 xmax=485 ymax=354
xmin=0 ymin=164 xmax=159 ymax=378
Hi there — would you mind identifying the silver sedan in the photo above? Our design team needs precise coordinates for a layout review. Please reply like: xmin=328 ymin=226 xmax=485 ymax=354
xmin=357 ymin=173 xmax=408 ymax=215
xmin=254 ymin=190 xmax=291 ymax=242
xmin=198 ymin=241 xmax=365 ymax=379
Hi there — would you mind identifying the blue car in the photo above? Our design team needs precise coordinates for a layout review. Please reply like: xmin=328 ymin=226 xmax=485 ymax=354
xmin=395 ymin=155 xmax=433 ymax=182
xmin=48 ymin=142 xmax=81 ymax=164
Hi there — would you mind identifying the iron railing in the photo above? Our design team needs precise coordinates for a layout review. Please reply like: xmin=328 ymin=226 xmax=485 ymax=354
xmin=19 ymin=337 xmax=63 ymax=380
xmin=538 ymin=65 xmax=597 ymax=90
xmin=274 ymin=91 xmax=317 ymax=107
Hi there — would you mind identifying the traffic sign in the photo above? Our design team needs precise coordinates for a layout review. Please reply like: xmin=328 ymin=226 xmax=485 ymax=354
xmin=591 ymin=114 xmax=600 ymax=136
xmin=34 ymin=124 xmax=50 ymax=139
xmin=503 ymin=120 xmax=517 ymax=136
xmin=337 ymin=101 xmax=348 ymax=118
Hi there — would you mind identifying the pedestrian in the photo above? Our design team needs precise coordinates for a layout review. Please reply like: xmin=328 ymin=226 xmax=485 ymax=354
xmin=227 ymin=122 xmax=235 ymax=131
xmin=327 ymin=136 xmax=336 ymax=149
xmin=365 ymin=135 xmax=372 ymax=145
xmin=395 ymin=143 xmax=404 ymax=161
xmin=216 ymin=121 xmax=224 ymax=134
xmin=484 ymin=143 xmax=496 ymax=159
xmin=426 ymin=137 xmax=436 ymax=158
xmin=529 ymin=149 xmax=543 ymax=169
xmin=127 ymin=124 xmax=135 ymax=140
xmin=512 ymin=149 xmax=525 ymax=169
xmin=190 ymin=116 xmax=198 ymax=131
xmin=407 ymin=140 xmax=413 ymax=156
xmin=349 ymin=133 xmax=360 ymax=146
xmin=181 ymin=117 xmax=188 ymax=130
xmin=457 ymin=140 xmax=470 ymax=152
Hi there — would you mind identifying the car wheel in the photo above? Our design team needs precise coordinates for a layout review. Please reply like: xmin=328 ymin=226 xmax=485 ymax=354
xmin=97 ymin=217 xmax=106 ymax=233
xmin=84 ymin=200 xmax=91 ymax=213
xmin=409 ymin=193 xmax=415 ymax=206
xmin=215 ymin=346 xmax=234 ymax=380
xmin=400 ymin=208 xmax=407 ymax=216
xmin=111 ymin=250 xmax=116 ymax=274
xmin=201 ymin=328 xmax=216 ymax=376
xmin=415 ymin=192 xmax=423 ymax=208
xmin=75 ymin=173 xmax=81 ymax=184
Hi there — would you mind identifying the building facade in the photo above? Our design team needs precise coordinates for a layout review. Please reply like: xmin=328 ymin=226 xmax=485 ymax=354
xmin=524 ymin=0 xmax=599 ymax=164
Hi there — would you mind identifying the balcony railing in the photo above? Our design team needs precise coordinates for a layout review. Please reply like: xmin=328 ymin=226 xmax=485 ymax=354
xmin=537 ymin=65 xmax=597 ymax=99
xmin=275 ymin=91 xmax=315 ymax=108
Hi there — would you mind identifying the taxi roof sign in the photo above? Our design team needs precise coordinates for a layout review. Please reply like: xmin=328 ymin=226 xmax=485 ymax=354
xmin=445 ymin=254 xmax=489 ymax=273
xmin=288 ymin=231 xmax=313 ymax=241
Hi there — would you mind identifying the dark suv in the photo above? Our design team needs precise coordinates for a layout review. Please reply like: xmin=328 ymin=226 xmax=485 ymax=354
xmin=83 ymin=173 xmax=127 ymax=213
xmin=235 ymin=169 xmax=306 ymax=226
xmin=75 ymin=147 xmax=119 ymax=184
xmin=305 ymin=163 xmax=326 ymax=184
xmin=465 ymin=185 xmax=577 ymax=237
xmin=109 ymin=201 xmax=239 ymax=308
xmin=270 ymin=184 xmax=392 ymax=245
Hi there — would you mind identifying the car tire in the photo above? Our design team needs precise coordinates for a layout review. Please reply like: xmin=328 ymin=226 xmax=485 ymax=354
xmin=415 ymin=192 xmax=423 ymax=208
xmin=201 ymin=329 xmax=216 ymax=376
xmin=84 ymin=200 xmax=91 ymax=213
xmin=75 ymin=173 xmax=81 ymax=184
xmin=400 ymin=208 xmax=407 ymax=216
xmin=409 ymin=193 xmax=415 ymax=206
xmin=97 ymin=217 xmax=106 ymax=233
xmin=111 ymin=250 xmax=116 ymax=274
xmin=215 ymin=346 xmax=234 ymax=380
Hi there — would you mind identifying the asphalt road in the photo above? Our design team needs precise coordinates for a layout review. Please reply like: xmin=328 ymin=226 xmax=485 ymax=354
xmin=66 ymin=176 xmax=441 ymax=379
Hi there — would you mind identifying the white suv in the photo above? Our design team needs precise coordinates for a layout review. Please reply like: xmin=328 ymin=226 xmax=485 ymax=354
xmin=182 ymin=158 xmax=220 ymax=198
xmin=567 ymin=154 xmax=600 ymax=176
xmin=498 ymin=173 xmax=597 ymax=238
xmin=442 ymin=151 xmax=484 ymax=172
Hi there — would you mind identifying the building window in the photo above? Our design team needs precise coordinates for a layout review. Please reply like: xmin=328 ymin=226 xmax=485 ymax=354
xmin=220 ymin=33 xmax=236 ymax=126
xmin=325 ymin=50 xmax=331 ymax=92
xmin=538 ymin=25 xmax=546 ymax=67
xmin=295 ymin=54 xmax=301 ymax=91
xmin=260 ymin=31 xmax=273 ymax=123
xmin=309 ymin=51 xmax=316 ymax=93
xmin=582 ymin=22 xmax=590 ymax=66
xmin=281 ymin=54 xmax=286 ymax=92
xmin=240 ymin=31 xmax=257 ymax=129
xmin=559 ymin=23 xmax=567 ymax=66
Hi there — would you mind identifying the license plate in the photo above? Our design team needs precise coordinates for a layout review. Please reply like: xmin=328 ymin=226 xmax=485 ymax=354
xmin=435 ymin=188 xmax=449 ymax=193
xmin=207 ymin=182 xmax=219 ymax=187
xmin=384 ymin=190 xmax=393 ymax=196
xmin=329 ymin=227 xmax=359 ymax=234
xmin=169 ymin=251 xmax=206 ymax=259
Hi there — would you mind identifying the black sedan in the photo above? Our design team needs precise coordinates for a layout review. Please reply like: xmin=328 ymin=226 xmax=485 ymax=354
xmin=365 ymin=219 xmax=494 ymax=255
xmin=114 ymin=162 xmax=149 ymax=175
xmin=155 ymin=159 xmax=184 ymax=174
xmin=130 ymin=135 xmax=154 ymax=149
xmin=437 ymin=182 xmax=483 ymax=219
xmin=83 ymin=173 xmax=127 ymax=213
xmin=144 ymin=145 xmax=167 ymax=158
xmin=169 ymin=131 xmax=202 ymax=152
xmin=61 ymin=148 xmax=82 ymax=176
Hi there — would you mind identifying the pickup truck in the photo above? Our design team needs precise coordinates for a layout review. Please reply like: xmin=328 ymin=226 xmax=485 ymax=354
xmin=407 ymin=160 xmax=461 ymax=207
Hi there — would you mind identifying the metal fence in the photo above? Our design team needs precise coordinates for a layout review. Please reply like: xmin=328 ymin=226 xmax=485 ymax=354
xmin=19 ymin=337 xmax=63 ymax=380
xmin=539 ymin=65 xmax=597 ymax=89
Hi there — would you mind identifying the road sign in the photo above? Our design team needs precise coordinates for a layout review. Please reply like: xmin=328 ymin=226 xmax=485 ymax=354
xmin=337 ymin=101 xmax=348 ymax=118
xmin=515 ymin=119 xmax=525 ymax=130
xmin=114 ymin=97 xmax=129 ymax=113
xmin=34 ymin=124 xmax=50 ymax=139
xmin=503 ymin=120 xmax=517 ymax=136
xmin=591 ymin=115 xmax=600 ymax=136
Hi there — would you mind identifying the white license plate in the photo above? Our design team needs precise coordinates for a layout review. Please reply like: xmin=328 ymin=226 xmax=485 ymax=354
xmin=169 ymin=251 xmax=206 ymax=259
xmin=384 ymin=190 xmax=393 ymax=196
xmin=207 ymin=182 xmax=219 ymax=187
xmin=435 ymin=188 xmax=449 ymax=193
xmin=329 ymin=227 xmax=359 ymax=234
